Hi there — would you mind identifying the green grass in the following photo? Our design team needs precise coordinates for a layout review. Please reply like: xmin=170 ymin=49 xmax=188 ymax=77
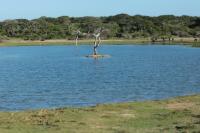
xmin=1 ymin=38 xmax=200 ymax=47
xmin=0 ymin=94 xmax=200 ymax=133
xmin=192 ymin=43 xmax=200 ymax=47
xmin=0 ymin=39 xmax=150 ymax=47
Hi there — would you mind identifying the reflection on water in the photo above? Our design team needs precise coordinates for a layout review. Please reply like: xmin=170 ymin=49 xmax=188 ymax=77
xmin=0 ymin=45 xmax=200 ymax=111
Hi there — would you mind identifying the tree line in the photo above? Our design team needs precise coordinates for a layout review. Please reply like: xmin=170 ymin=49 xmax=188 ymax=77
xmin=0 ymin=14 xmax=200 ymax=41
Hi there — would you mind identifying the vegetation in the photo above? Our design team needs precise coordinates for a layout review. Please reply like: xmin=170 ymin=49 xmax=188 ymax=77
xmin=0 ymin=94 xmax=200 ymax=133
xmin=0 ymin=14 xmax=200 ymax=42
xmin=192 ymin=42 xmax=200 ymax=47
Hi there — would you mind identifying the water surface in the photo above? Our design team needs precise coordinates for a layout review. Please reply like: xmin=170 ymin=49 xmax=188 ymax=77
xmin=0 ymin=44 xmax=200 ymax=111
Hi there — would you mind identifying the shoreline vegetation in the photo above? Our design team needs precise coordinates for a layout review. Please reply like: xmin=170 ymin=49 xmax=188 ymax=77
xmin=1 ymin=14 xmax=200 ymax=47
xmin=0 ymin=37 xmax=200 ymax=47
xmin=0 ymin=94 xmax=200 ymax=132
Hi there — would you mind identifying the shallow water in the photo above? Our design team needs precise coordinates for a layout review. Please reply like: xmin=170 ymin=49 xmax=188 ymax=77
xmin=0 ymin=44 xmax=200 ymax=111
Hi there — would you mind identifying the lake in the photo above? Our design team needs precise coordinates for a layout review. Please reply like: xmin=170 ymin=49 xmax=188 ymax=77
xmin=0 ymin=44 xmax=200 ymax=111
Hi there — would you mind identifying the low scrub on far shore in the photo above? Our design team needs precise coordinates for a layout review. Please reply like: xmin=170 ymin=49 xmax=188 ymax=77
xmin=0 ymin=14 xmax=200 ymax=42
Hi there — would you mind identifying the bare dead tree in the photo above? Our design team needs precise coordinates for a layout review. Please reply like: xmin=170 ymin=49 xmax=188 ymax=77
xmin=93 ymin=32 xmax=101 ymax=55
xmin=93 ymin=28 xmax=102 ymax=55
xmin=74 ymin=28 xmax=104 ymax=56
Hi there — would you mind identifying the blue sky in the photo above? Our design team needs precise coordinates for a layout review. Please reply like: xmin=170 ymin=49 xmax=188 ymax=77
xmin=0 ymin=0 xmax=200 ymax=20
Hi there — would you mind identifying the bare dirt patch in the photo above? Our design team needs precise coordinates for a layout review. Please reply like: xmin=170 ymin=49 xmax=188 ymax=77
xmin=120 ymin=113 xmax=135 ymax=118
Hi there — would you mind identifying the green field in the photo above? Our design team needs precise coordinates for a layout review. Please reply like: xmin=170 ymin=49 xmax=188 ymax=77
xmin=0 ymin=38 xmax=200 ymax=47
xmin=0 ymin=94 xmax=200 ymax=133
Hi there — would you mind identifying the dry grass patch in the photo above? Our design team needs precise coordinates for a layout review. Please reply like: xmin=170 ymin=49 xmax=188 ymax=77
xmin=166 ymin=102 xmax=195 ymax=110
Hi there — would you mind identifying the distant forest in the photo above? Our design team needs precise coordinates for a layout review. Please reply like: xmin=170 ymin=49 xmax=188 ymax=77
xmin=0 ymin=14 xmax=200 ymax=40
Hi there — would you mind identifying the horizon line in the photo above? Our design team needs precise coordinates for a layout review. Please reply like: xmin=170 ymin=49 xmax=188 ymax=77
xmin=1 ymin=13 xmax=200 ymax=22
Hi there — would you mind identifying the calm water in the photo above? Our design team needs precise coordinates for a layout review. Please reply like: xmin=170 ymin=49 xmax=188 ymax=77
xmin=0 ymin=44 xmax=200 ymax=111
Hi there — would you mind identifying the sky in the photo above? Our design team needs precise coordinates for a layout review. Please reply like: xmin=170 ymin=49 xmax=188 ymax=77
xmin=0 ymin=0 xmax=200 ymax=20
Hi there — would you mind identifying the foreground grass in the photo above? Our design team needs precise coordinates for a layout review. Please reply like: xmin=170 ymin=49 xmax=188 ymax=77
xmin=0 ymin=95 xmax=200 ymax=133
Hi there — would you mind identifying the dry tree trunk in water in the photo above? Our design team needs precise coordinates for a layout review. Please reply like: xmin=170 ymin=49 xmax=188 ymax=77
xmin=75 ymin=35 xmax=78 ymax=46
xmin=75 ymin=29 xmax=102 ymax=55
xmin=93 ymin=33 xmax=101 ymax=55
xmin=75 ymin=30 xmax=80 ymax=46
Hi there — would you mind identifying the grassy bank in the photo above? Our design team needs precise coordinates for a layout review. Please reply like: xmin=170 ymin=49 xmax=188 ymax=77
xmin=0 ymin=38 xmax=151 ymax=46
xmin=0 ymin=38 xmax=200 ymax=47
xmin=0 ymin=94 xmax=200 ymax=133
